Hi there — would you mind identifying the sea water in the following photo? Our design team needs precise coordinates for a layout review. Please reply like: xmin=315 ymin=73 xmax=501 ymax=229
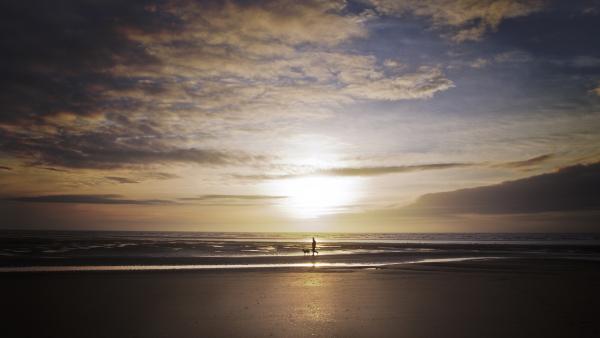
xmin=1 ymin=230 xmax=599 ymax=272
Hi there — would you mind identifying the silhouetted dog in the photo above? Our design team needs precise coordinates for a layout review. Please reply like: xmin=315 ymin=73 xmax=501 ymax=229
xmin=302 ymin=249 xmax=318 ymax=255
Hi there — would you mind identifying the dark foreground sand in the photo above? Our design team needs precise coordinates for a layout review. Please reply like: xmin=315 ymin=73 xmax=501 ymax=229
xmin=3 ymin=258 xmax=600 ymax=338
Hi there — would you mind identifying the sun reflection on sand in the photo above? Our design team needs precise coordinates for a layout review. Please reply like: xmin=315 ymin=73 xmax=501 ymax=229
xmin=300 ymin=276 xmax=323 ymax=287
xmin=294 ymin=274 xmax=334 ymax=324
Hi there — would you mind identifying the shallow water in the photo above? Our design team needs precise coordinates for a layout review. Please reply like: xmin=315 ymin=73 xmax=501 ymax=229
xmin=1 ymin=230 xmax=599 ymax=270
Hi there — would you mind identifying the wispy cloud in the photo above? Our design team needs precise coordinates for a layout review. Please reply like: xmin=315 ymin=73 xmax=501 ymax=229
xmin=494 ymin=154 xmax=554 ymax=169
xmin=319 ymin=163 xmax=473 ymax=176
xmin=142 ymin=172 xmax=180 ymax=180
xmin=1 ymin=128 xmax=265 ymax=169
xmin=40 ymin=167 xmax=70 ymax=173
xmin=494 ymin=50 xmax=533 ymax=63
xmin=9 ymin=194 xmax=176 ymax=205
xmin=180 ymin=194 xmax=287 ymax=201
xmin=234 ymin=162 xmax=473 ymax=180
xmin=179 ymin=194 xmax=287 ymax=206
xmin=104 ymin=176 xmax=139 ymax=184
xmin=100 ymin=172 xmax=180 ymax=185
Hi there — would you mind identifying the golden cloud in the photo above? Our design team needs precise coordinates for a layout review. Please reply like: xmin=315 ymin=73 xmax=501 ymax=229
xmin=371 ymin=0 xmax=545 ymax=42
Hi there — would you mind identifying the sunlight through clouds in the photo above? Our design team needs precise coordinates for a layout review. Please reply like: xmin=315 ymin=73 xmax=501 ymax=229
xmin=1 ymin=0 xmax=600 ymax=231
xmin=268 ymin=176 xmax=361 ymax=219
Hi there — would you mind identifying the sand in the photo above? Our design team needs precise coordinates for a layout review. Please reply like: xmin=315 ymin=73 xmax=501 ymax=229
xmin=3 ymin=258 xmax=600 ymax=338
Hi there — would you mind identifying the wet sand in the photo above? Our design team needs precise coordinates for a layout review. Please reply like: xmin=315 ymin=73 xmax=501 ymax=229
xmin=3 ymin=258 xmax=600 ymax=338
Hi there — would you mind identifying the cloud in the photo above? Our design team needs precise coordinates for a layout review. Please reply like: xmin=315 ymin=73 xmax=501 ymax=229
xmin=181 ymin=195 xmax=287 ymax=201
xmin=105 ymin=176 xmax=139 ymax=184
xmin=0 ymin=0 xmax=368 ymax=126
xmin=342 ymin=66 xmax=454 ymax=100
xmin=404 ymin=161 xmax=600 ymax=215
xmin=231 ymin=174 xmax=295 ymax=181
xmin=9 ymin=194 xmax=176 ymax=205
xmin=0 ymin=127 xmax=263 ymax=169
xmin=591 ymin=84 xmax=600 ymax=96
xmin=142 ymin=172 xmax=180 ymax=180
xmin=0 ymin=0 xmax=167 ymax=122
xmin=233 ymin=162 xmax=473 ymax=180
xmin=371 ymin=0 xmax=545 ymax=42
xmin=470 ymin=58 xmax=490 ymax=68
xmin=570 ymin=56 xmax=600 ymax=68
xmin=495 ymin=153 xmax=553 ymax=169
xmin=582 ymin=6 xmax=599 ymax=16
xmin=170 ymin=0 xmax=367 ymax=47
xmin=102 ymin=172 xmax=178 ymax=184
xmin=179 ymin=194 xmax=287 ymax=206
xmin=0 ymin=166 xmax=11 ymax=171
xmin=180 ymin=194 xmax=287 ymax=201
xmin=0 ymin=0 xmax=454 ymax=171
xmin=41 ymin=167 xmax=70 ymax=173
xmin=494 ymin=50 xmax=533 ymax=63
xmin=318 ymin=163 xmax=473 ymax=176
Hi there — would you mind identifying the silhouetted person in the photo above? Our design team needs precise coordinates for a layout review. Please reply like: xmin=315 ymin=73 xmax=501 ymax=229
xmin=312 ymin=237 xmax=317 ymax=256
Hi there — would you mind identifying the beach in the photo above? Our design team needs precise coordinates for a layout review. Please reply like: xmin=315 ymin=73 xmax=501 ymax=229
xmin=4 ymin=258 xmax=600 ymax=338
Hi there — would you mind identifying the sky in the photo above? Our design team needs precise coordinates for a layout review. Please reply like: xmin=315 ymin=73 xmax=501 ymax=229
xmin=1 ymin=0 xmax=600 ymax=232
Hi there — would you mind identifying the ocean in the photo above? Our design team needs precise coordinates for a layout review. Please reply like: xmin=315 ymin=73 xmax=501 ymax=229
xmin=2 ymin=230 xmax=600 ymax=272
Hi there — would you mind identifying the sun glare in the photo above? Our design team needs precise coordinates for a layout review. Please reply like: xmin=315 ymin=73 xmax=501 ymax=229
xmin=270 ymin=176 xmax=359 ymax=218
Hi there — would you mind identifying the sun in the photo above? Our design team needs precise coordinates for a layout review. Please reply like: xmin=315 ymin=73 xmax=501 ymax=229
xmin=269 ymin=176 xmax=359 ymax=218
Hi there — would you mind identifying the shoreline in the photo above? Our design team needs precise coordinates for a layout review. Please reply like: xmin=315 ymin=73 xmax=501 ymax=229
xmin=2 ymin=247 xmax=599 ymax=269
xmin=0 ymin=255 xmax=508 ymax=273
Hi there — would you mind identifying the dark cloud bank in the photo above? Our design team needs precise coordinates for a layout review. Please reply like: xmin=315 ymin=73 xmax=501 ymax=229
xmin=405 ymin=161 xmax=600 ymax=215
xmin=322 ymin=161 xmax=600 ymax=231
xmin=0 ymin=0 xmax=173 ymax=122
xmin=0 ymin=1 xmax=262 ymax=170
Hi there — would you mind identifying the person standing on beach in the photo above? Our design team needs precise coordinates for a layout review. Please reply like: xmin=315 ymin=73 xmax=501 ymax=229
xmin=312 ymin=237 xmax=317 ymax=256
